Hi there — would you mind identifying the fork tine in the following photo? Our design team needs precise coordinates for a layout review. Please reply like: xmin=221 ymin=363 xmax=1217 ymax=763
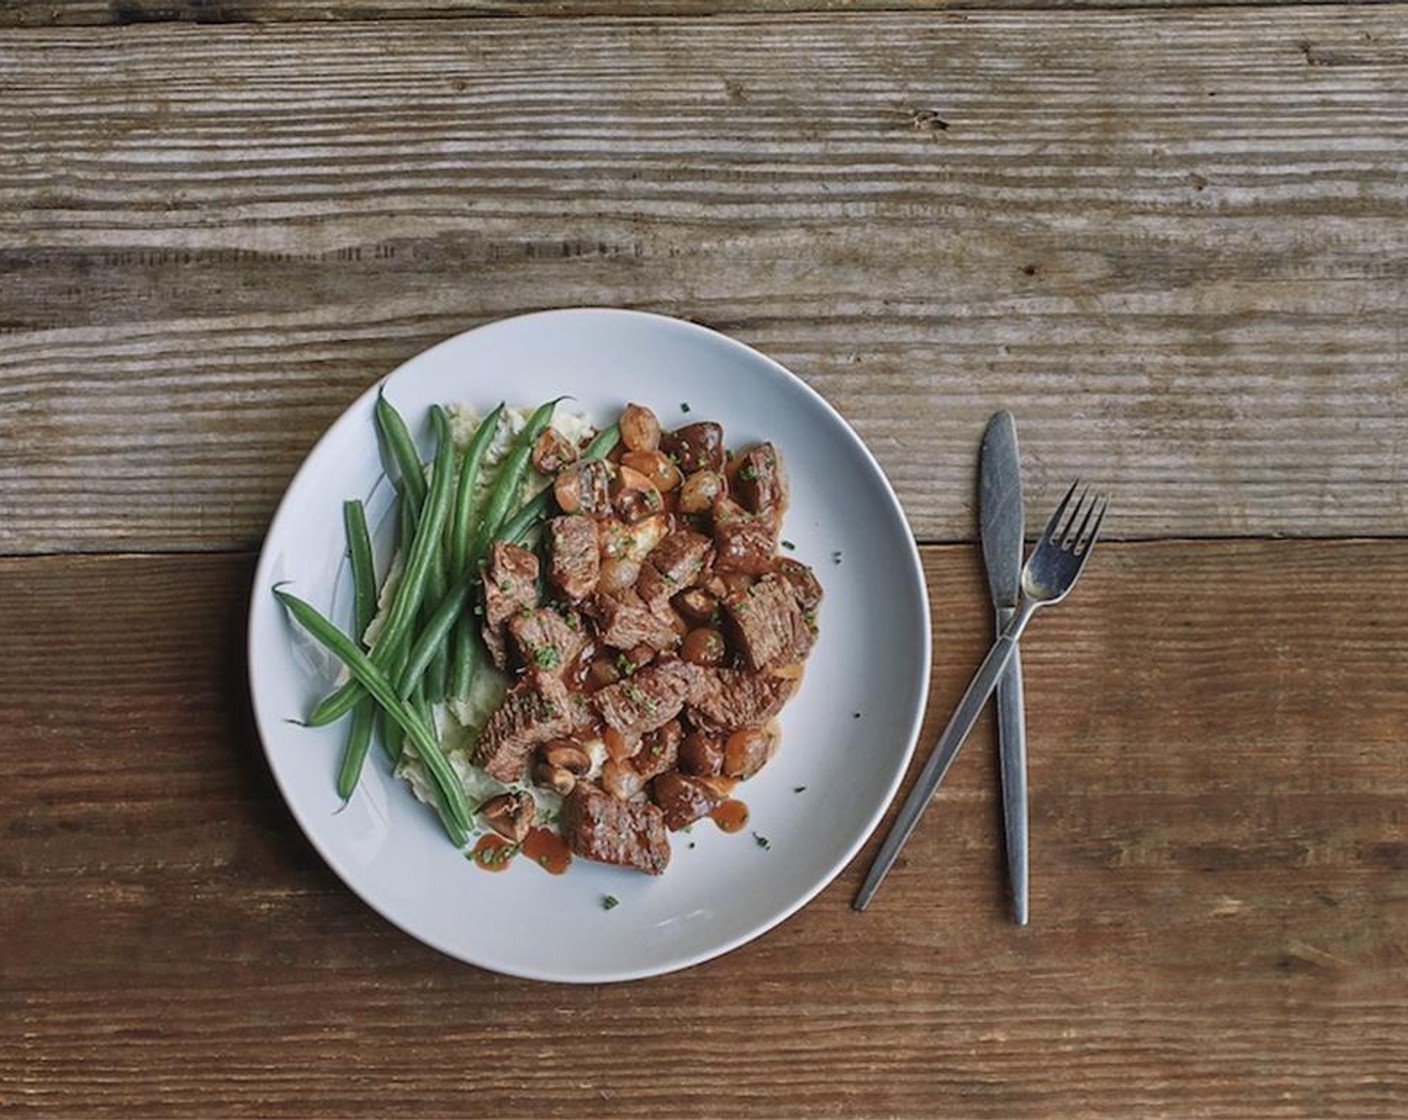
xmin=1061 ymin=485 xmax=1093 ymax=548
xmin=1078 ymin=498 xmax=1108 ymax=555
xmin=1070 ymin=492 xmax=1102 ymax=553
xmin=1039 ymin=479 xmax=1080 ymax=546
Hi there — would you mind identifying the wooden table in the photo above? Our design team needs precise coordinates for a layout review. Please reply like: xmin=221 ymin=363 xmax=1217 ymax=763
xmin=3 ymin=2 xmax=1406 ymax=1116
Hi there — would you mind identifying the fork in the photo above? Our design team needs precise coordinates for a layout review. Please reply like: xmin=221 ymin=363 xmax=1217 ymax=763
xmin=853 ymin=481 xmax=1108 ymax=911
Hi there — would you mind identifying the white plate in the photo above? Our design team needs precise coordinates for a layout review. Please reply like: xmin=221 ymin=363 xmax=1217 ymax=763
xmin=247 ymin=308 xmax=930 ymax=982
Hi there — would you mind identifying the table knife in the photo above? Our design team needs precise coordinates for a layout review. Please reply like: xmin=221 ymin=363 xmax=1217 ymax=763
xmin=980 ymin=411 xmax=1029 ymax=926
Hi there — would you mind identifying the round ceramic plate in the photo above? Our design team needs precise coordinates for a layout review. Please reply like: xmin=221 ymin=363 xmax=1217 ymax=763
xmin=248 ymin=308 xmax=930 ymax=982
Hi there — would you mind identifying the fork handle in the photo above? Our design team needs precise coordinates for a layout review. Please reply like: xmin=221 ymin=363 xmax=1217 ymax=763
xmin=854 ymin=600 xmax=1038 ymax=911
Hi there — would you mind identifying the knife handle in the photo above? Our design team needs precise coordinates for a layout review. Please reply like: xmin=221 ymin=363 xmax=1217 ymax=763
xmin=995 ymin=605 xmax=1029 ymax=926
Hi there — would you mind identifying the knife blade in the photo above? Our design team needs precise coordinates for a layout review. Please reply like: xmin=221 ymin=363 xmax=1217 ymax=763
xmin=979 ymin=410 xmax=1029 ymax=925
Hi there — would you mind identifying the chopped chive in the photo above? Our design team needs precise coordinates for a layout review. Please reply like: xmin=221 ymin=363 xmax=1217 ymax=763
xmin=602 ymin=895 xmax=619 ymax=910
xmin=752 ymin=832 xmax=771 ymax=851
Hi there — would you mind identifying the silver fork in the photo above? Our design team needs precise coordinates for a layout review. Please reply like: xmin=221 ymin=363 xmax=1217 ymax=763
xmin=853 ymin=481 xmax=1108 ymax=911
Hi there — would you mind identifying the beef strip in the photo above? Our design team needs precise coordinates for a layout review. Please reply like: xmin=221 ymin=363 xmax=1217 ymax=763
xmin=561 ymin=783 xmax=670 ymax=875
xmin=651 ymin=771 xmax=730 ymax=831
xmin=591 ymin=587 xmax=678 ymax=651
xmin=647 ymin=529 xmax=713 ymax=588
xmin=475 ymin=670 xmax=573 ymax=782
xmin=723 ymin=576 xmax=815 ymax=672
xmin=507 ymin=606 xmax=587 ymax=676
xmin=546 ymin=515 xmax=599 ymax=602
xmin=733 ymin=442 xmax=788 ymax=519
xmin=687 ymin=667 xmax=795 ymax=732
xmin=482 ymin=540 xmax=540 ymax=669
xmin=593 ymin=659 xmax=705 ymax=737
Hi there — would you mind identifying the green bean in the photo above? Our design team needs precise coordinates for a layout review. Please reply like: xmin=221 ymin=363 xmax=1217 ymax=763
xmin=448 ymin=610 xmax=482 ymax=706
xmin=581 ymin=421 xmax=622 ymax=463
xmin=380 ymin=644 xmax=409 ymax=763
xmin=335 ymin=500 xmax=379 ymax=798
xmin=468 ymin=398 xmax=561 ymax=565
xmin=374 ymin=390 xmax=427 ymax=511
xmin=399 ymin=584 xmax=468 ymax=699
xmin=305 ymin=406 xmax=456 ymax=727
xmin=450 ymin=403 xmax=506 ymax=579
xmin=378 ymin=405 xmax=456 ymax=655
xmin=423 ymin=538 xmax=450 ymax=703
xmin=343 ymin=500 xmax=376 ymax=641
xmin=274 ymin=588 xmax=471 ymax=838
xmin=336 ymin=700 xmax=375 ymax=801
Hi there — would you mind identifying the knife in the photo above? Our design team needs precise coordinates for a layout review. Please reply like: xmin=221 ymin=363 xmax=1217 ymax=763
xmin=980 ymin=411 xmax=1029 ymax=926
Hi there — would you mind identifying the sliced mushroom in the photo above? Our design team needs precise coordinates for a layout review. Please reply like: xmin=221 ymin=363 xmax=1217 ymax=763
xmin=533 ymin=762 xmax=576 ymax=796
xmin=540 ymin=740 xmax=592 ymax=776
xmin=554 ymin=459 xmax=615 ymax=516
xmin=478 ymin=791 xmax=535 ymax=842
xmin=613 ymin=464 xmax=664 ymax=525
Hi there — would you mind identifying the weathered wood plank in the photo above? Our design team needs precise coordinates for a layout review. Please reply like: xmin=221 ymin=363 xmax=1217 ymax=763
xmin=2 ymin=11 xmax=1407 ymax=553
xmin=2 ymin=541 xmax=1406 ymax=1116
xmin=0 ymin=0 xmax=1381 ymax=28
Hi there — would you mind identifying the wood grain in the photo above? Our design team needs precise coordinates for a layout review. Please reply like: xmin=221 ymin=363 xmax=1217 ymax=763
xmin=3 ymin=541 xmax=1406 ymax=1117
xmin=3 ymin=10 xmax=1408 ymax=552
xmin=0 ymin=0 xmax=1383 ymax=28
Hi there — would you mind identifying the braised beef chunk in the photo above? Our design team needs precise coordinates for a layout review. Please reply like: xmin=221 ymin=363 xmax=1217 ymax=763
xmin=723 ymin=576 xmax=815 ymax=672
xmin=734 ymin=442 xmax=788 ymax=519
xmin=562 ymin=783 xmax=670 ymax=875
xmin=647 ymin=529 xmax=713 ymax=589
xmin=633 ymin=719 xmax=683 ymax=781
xmin=593 ymin=660 xmax=704 ymax=737
xmin=475 ymin=671 xmax=573 ymax=782
xmin=546 ymin=515 xmax=599 ymax=602
xmin=651 ymin=771 xmax=728 ymax=831
xmin=592 ymin=588 xmax=678 ymax=651
xmin=482 ymin=541 xmax=540 ymax=669
xmin=507 ymin=607 xmax=587 ymax=676
xmin=634 ymin=562 xmax=676 ymax=620
xmin=712 ymin=505 xmax=779 ymax=575
xmin=662 ymin=422 xmax=725 ymax=473
xmin=688 ymin=668 xmax=795 ymax=732
xmin=773 ymin=557 xmax=823 ymax=612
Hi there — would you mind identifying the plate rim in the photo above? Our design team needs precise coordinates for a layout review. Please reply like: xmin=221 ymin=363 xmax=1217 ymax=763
xmin=247 ymin=306 xmax=932 ymax=982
